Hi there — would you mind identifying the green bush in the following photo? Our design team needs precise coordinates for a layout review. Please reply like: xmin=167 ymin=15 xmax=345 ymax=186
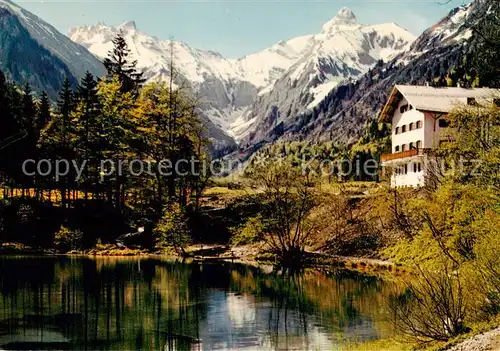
xmin=54 ymin=225 xmax=83 ymax=252
xmin=473 ymin=232 xmax=500 ymax=317
xmin=154 ymin=203 xmax=191 ymax=254
xmin=231 ymin=216 xmax=263 ymax=246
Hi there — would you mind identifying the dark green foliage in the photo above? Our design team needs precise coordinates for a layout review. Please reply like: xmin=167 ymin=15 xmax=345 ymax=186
xmin=75 ymin=72 xmax=101 ymax=201
xmin=466 ymin=0 xmax=500 ymax=87
xmin=57 ymin=77 xmax=75 ymax=148
xmin=21 ymin=83 xmax=36 ymax=140
xmin=36 ymin=91 xmax=51 ymax=134
xmin=103 ymin=31 xmax=145 ymax=94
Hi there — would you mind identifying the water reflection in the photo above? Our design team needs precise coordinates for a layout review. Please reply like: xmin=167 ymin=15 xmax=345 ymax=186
xmin=0 ymin=257 xmax=397 ymax=350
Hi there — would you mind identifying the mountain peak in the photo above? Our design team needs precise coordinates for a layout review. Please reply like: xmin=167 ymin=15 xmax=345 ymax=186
xmin=333 ymin=7 xmax=357 ymax=25
xmin=119 ymin=20 xmax=136 ymax=32
xmin=322 ymin=7 xmax=357 ymax=32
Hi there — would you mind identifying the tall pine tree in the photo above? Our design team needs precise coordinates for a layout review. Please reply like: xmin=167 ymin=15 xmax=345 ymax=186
xmin=21 ymin=83 xmax=36 ymax=140
xmin=55 ymin=78 xmax=75 ymax=208
xmin=57 ymin=78 xmax=74 ymax=149
xmin=103 ymin=30 xmax=145 ymax=95
xmin=36 ymin=91 xmax=51 ymax=138
xmin=74 ymin=71 xmax=101 ymax=201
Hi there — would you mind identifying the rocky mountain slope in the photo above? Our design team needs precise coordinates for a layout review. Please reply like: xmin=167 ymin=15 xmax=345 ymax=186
xmin=239 ymin=8 xmax=415 ymax=146
xmin=235 ymin=1 xmax=480 ymax=157
xmin=0 ymin=0 xmax=105 ymax=98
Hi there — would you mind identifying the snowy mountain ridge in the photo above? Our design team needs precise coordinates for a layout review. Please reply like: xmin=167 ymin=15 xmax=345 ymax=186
xmin=68 ymin=20 xmax=310 ymax=90
xmin=69 ymin=7 xmax=416 ymax=142
xmin=239 ymin=1 xmax=480 ymax=154
xmin=237 ymin=10 xmax=417 ymax=144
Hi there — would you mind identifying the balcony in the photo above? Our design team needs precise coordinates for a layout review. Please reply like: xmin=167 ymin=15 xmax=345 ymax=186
xmin=381 ymin=148 xmax=430 ymax=163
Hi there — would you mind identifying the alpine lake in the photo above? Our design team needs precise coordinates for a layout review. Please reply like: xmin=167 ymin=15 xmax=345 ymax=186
xmin=0 ymin=256 xmax=402 ymax=350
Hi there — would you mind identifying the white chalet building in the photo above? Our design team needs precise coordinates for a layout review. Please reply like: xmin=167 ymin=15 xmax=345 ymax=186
xmin=379 ymin=84 xmax=497 ymax=188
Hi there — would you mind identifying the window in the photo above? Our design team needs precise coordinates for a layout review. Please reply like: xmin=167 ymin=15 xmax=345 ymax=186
xmin=395 ymin=145 xmax=400 ymax=152
xmin=400 ymin=104 xmax=408 ymax=113
xmin=409 ymin=105 xmax=414 ymax=110
xmin=418 ymin=163 xmax=422 ymax=172
xmin=395 ymin=127 xmax=399 ymax=135
xmin=402 ymin=125 xmax=406 ymax=133
xmin=467 ymin=97 xmax=477 ymax=106
xmin=404 ymin=164 xmax=408 ymax=174
xmin=416 ymin=140 xmax=422 ymax=149
xmin=401 ymin=144 xmax=407 ymax=151
xmin=439 ymin=119 xmax=450 ymax=128
xmin=413 ymin=163 xmax=417 ymax=173
xmin=409 ymin=142 xmax=415 ymax=149
xmin=409 ymin=123 xmax=414 ymax=131
xmin=416 ymin=121 xmax=423 ymax=129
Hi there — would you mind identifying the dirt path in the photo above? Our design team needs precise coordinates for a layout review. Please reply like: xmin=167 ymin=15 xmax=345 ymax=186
xmin=446 ymin=327 xmax=500 ymax=351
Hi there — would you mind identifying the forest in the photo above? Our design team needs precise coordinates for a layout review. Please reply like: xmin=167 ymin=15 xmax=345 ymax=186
xmin=0 ymin=32 xmax=212 ymax=249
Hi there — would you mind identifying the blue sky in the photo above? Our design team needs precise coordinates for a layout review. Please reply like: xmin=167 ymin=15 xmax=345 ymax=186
xmin=14 ymin=0 xmax=463 ymax=58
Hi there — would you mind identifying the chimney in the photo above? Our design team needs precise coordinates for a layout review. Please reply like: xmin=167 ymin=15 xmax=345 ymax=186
xmin=457 ymin=82 xmax=461 ymax=88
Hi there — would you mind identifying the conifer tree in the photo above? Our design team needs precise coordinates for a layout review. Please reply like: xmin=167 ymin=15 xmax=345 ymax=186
xmin=75 ymin=71 xmax=100 ymax=155
xmin=54 ymin=78 xmax=75 ymax=207
xmin=21 ymin=83 xmax=36 ymax=139
xmin=74 ymin=71 xmax=101 ymax=200
xmin=36 ymin=91 xmax=51 ymax=136
xmin=97 ymin=77 xmax=135 ymax=210
xmin=103 ymin=30 xmax=145 ymax=94
xmin=57 ymin=78 xmax=74 ymax=149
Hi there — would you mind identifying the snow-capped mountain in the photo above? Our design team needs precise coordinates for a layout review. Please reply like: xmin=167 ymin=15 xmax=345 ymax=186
xmin=69 ymin=8 xmax=415 ymax=143
xmin=238 ymin=1 xmax=480 ymax=153
xmin=70 ymin=22 xmax=265 ymax=135
xmin=0 ymin=0 xmax=105 ymax=98
xmin=68 ymin=20 xmax=316 ymax=140
xmin=240 ymin=8 xmax=416 ymax=146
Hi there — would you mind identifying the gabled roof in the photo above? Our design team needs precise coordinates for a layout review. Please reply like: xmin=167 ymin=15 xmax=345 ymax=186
xmin=379 ymin=84 xmax=499 ymax=122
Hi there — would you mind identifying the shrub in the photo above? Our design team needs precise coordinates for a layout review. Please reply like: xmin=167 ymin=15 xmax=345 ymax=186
xmin=154 ymin=203 xmax=191 ymax=254
xmin=473 ymin=232 xmax=500 ymax=316
xmin=389 ymin=265 xmax=468 ymax=341
xmin=54 ymin=225 xmax=83 ymax=252
xmin=231 ymin=216 xmax=263 ymax=246
xmin=250 ymin=163 xmax=320 ymax=264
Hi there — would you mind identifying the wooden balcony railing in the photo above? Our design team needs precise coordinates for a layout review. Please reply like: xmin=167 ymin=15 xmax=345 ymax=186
xmin=381 ymin=148 xmax=429 ymax=163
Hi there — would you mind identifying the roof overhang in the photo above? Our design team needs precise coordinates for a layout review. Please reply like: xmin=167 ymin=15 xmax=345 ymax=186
xmin=379 ymin=86 xmax=402 ymax=122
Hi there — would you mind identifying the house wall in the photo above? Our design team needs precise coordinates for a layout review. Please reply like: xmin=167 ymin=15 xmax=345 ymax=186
xmin=388 ymin=98 xmax=445 ymax=188
xmin=390 ymin=159 xmax=425 ymax=188
xmin=391 ymin=97 xmax=425 ymax=152
xmin=423 ymin=111 xmax=450 ymax=148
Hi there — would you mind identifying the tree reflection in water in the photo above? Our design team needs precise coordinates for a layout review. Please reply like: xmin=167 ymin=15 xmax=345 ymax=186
xmin=0 ymin=257 xmax=399 ymax=350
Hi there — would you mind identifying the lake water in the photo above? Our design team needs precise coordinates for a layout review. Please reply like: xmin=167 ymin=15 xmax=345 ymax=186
xmin=0 ymin=256 xmax=399 ymax=350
